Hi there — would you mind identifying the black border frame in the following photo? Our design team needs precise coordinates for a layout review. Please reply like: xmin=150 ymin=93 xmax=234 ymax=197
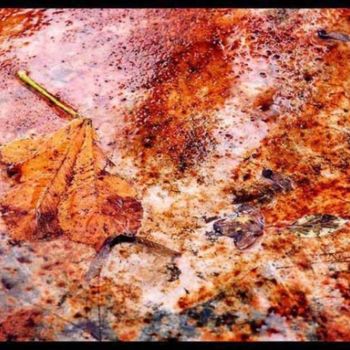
xmin=0 ymin=340 xmax=349 ymax=348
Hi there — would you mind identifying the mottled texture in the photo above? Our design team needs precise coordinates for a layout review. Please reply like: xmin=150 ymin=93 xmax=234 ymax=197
xmin=0 ymin=8 xmax=349 ymax=341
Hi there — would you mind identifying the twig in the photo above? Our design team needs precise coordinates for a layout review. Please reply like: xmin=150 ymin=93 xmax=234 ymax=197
xmin=17 ymin=70 xmax=81 ymax=119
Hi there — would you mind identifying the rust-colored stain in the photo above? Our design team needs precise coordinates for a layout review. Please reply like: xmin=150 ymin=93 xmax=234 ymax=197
xmin=230 ymin=29 xmax=350 ymax=226
xmin=0 ymin=9 xmax=47 ymax=43
xmin=0 ymin=309 xmax=43 ymax=341
xmin=124 ymin=37 xmax=233 ymax=176
xmin=0 ymin=8 xmax=349 ymax=342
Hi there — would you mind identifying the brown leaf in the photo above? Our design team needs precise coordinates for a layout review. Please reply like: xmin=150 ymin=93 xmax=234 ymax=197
xmin=0 ymin=117 xmax=143 ymax=250
xmin=212 ymin=205 xmax=264 ymax=250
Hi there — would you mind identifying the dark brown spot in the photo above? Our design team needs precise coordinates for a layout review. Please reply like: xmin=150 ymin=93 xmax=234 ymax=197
xmin=166 ymin=262 xmax=181 ymax=282
xmin=262 ymin=168 xmax=273 ymax=179
xmin=1 ymin=277 xmax=16 ymax=290
xmin=6 ymin=164 xmax=22 ymax=180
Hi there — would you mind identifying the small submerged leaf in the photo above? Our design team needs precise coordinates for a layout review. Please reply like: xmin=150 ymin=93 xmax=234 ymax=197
xmin=289 ymin=214 xmax=349 ymax=238
xmin=212 ymin=205 xmax=264 ymax=250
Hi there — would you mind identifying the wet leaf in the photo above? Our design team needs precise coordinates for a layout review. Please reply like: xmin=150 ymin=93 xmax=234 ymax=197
xmin=0 ymin=117 xmax=143 ymax=250
xmin=289 ymin=214 xmax=348 ymax=238
xmin=212 ymin=205 xmax=264 ymax=250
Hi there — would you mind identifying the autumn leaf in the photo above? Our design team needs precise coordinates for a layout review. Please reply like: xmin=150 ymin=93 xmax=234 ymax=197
xmin=0 ymin=117 xmax=143 ymax=250
xmin=0 ymin=72 xmax=144 ymax=251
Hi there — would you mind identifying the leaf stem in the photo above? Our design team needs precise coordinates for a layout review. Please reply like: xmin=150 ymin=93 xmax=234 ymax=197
xmin=17 ymin=70 xmax=81 ymax=119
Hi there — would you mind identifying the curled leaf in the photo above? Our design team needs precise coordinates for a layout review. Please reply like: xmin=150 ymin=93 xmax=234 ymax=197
xmin=289 ymin=214 xmax=348 ymax=238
